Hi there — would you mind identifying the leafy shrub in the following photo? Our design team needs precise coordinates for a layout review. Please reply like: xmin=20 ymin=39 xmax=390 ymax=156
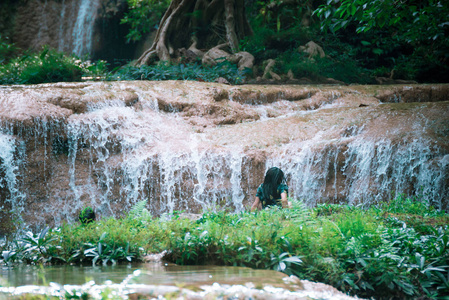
xmin=274 ymin=50 xmax=319 ymax=79
xmin=314 ymin=0 xmax=449 ymax=83
xmin=273 ymin=49 xmax=372 ymax=84
xmin=2 ymin=227 xmax=63 ymax=265
xmin=241 ymin=19 xmax=316 ymax=64
xmin=379 ymin=193 xmax=447 ymax=219
xmin=0 ymin=47 xmax=82 ymax=84
xmin=79 ymin=207 xmax=96 ymax=225
xmin=0 ymin=46 xmax=109 ymax=85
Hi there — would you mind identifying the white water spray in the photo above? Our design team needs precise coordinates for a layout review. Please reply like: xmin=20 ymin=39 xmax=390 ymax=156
xmin=0 ymin=134 xmax=25 ymax=220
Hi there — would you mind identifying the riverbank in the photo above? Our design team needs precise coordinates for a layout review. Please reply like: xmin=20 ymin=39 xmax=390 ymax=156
xmin=1 ymin=195 xmax=448 ymax=299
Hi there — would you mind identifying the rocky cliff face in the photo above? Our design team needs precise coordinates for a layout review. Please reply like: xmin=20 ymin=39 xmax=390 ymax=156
xmin=0 ymin=81 xmax=448 ymax=233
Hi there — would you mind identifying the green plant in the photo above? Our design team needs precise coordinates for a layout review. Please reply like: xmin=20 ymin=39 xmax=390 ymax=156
xmin=83 ymin=242 xmax=134 ymax=266
xmin=315 ymin=0 xmax=448 ymax=39
xmin=19 ymin=47 xmax=82 ymax=84
xmin=381 ymin=193 xmax=434 ymax=215
xmin=19 ymin=227 xmax=63 ymax=264
xmin=1 ymin=249 xmax=16 ymax=266
xmin=0 ymin=46 xmax=109 ymax=85
xmin=0 ymin=35 xmax=17 ymax=64
xmin=79 ymin=207 xmax=96 ymax=225
xmin=270 ymin=252 xmax=303 ymax=275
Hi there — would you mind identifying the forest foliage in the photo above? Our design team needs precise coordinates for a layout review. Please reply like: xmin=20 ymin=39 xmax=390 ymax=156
xmin=314 ymin=0 xmax=449 ymax=81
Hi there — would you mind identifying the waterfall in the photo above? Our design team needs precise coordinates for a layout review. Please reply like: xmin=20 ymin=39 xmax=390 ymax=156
xmin=64 ymin=103 xmax=249 ymax=217
xmin=0 ymin=82 xmax=447 ymax=231
xmin=0 ymin=133 xmax=26 ymax=221
xmin=269 ymin=137 xmax=447 ymax=209
xmin=15 ymin=0 xmax=101 ymax=58
xmin=72 ymin=0 xmax=101 ymax=57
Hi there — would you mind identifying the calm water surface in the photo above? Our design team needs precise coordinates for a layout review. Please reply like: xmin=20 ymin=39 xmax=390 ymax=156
xmin=0 ymin=263 xmax=287 ymax=287
xmin=0 ymin=263 xmax=359 ymax=299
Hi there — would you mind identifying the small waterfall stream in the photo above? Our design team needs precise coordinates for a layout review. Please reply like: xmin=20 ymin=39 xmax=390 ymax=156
xmin=14 ymin=0 xmax=101 ymax=57
xmin=72 ymin=0 xmax=101 ymax=57
xmin=0 ymin=134 xmax=26 ymax=217
xmin=0 ymin=82 xmax=448 ymax=231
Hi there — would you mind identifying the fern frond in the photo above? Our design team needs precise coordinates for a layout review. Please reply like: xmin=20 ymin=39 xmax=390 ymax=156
xmin=128 ymin=200 xmax=150 ymax=220
xmin=285 ymin=198 xmax=314 ymax=226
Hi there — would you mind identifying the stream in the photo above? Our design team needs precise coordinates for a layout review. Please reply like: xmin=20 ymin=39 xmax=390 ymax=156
xmin=0 ymin=262 xmax=357 ymax=299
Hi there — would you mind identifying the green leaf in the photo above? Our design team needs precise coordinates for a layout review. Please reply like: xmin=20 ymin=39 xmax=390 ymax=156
xmin=39 ymin=48 xmax=49 ymax=61
xmin=356 ymin=257 xmax=368 ymax=267
xmin=100 ymin=232 xmax=110 ymax=243
xmin=283 ymin=256 xmax=303 ymax=264
xmin=350 ymin=4 xmax=357 ymax=16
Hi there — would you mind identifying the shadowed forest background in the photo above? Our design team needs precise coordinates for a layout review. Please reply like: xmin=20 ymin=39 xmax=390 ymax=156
xmin=1 ymin=0 xmax=448 ymax=85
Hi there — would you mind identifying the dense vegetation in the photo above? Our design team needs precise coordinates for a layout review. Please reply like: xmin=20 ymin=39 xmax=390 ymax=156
xmin=1 ymin=0 xmax=448 ymax=85
xmin=313 ymin=0 xmax=449 ymax=82
xmin=0 ymin=39 xmax=108 ymax=85
xmin=1 ymin=195 xmax=448 ymax=299
xmin=0 ymin=36 xmax=245 ymax=85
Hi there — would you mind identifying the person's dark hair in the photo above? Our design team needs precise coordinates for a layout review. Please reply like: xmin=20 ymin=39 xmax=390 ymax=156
xmin=79 ymin=207 xmax=96 ymax=225
xmin=262 ymin=167 xmax=284 ymax=201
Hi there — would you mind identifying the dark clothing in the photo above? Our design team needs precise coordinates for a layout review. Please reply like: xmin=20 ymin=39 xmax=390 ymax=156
xmin=256 ymin=183 xmax=288 ymax=208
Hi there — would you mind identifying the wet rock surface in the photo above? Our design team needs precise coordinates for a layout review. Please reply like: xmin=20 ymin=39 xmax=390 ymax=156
xmin=0 ymin=81 xmax=448 ymax=230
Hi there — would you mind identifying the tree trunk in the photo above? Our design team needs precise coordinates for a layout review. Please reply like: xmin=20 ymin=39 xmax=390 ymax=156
xmin=136 ymin=0 xmax=252 ymax=66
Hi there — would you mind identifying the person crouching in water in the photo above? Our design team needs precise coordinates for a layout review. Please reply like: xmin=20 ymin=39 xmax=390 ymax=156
xmin=251 ymin=167 xmax=288 ymax=211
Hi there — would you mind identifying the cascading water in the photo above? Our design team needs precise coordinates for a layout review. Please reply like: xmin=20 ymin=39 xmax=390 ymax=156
xmin=269 ymin=135 xmax=448 ymax=209
xmin=0 ymin=133 xmax=26 ymax=226
xmin=13 ymin=0 xmax=101 ymax=57
xmin=72 ymin=0 xmax=101 ymax=57
xmin=0 ymin=82 xmax=447 ymax=231
xmin=57 ymin=97 xmax=249 ymax=219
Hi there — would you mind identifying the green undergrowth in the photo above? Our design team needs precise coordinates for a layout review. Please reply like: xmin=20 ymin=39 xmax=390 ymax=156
xmin=1 ymin=195 xmax=448 ymax=299
xmin=0 ymin=40 xmax=108 ymax=85
xmin=110 ymin=60 xmax=247 ymax=85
